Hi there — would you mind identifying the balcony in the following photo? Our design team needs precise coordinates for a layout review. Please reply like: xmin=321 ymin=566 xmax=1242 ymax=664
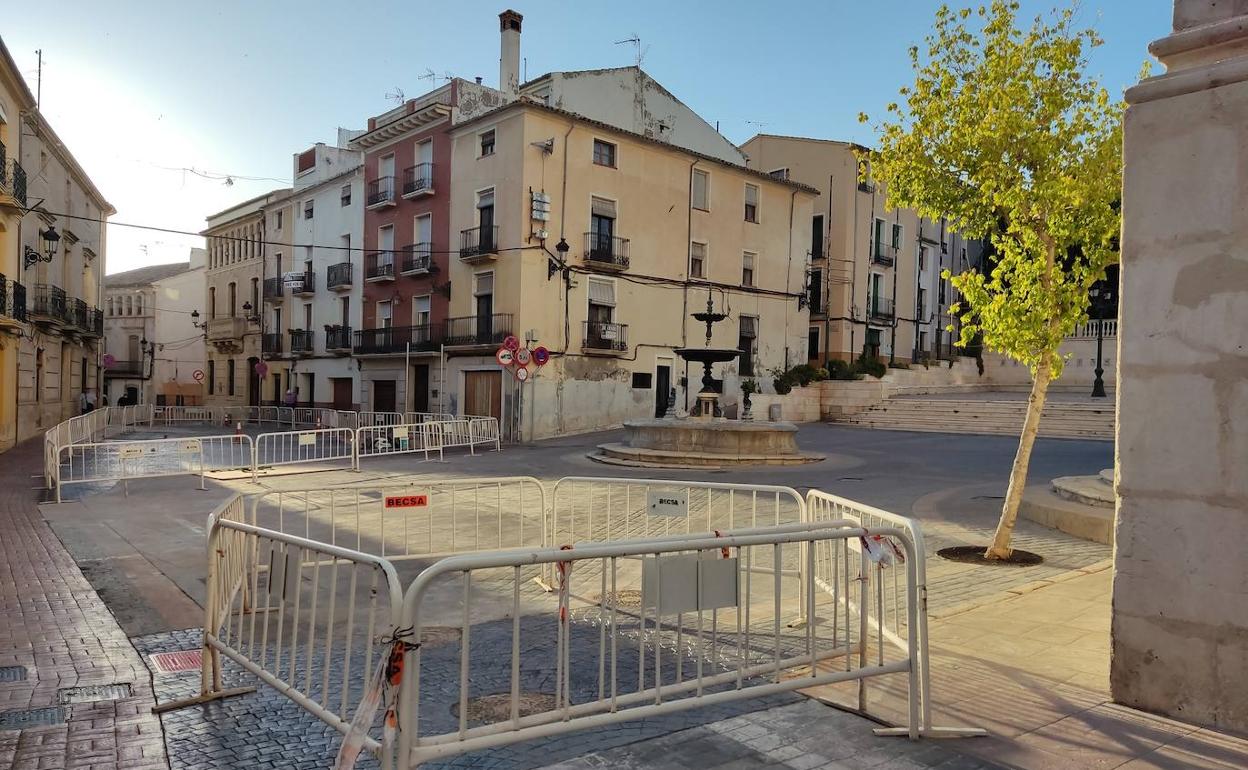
xmin=352 ymin=324 xmax=442 ymax=355
xmin=868 ymin=297 xmax=895 ymax=323
xmin=0 ymin=141 xmax=27 ymax=209
xmin=582 ymin=321 xmax=628 ymax=353
xmin=366 ymin=176 xmax=396 ymax=208
xmin=0 ymin=274 xmax=26 ymax=330
xmin=327 ymin=262 xmax=353 ymax=290
xmin=400 ymin=243 xmax=432 ymax=275
xmin=29 ymin=284 xmax=67 ymax=326
xmin=291 ymin=270 xmax=315 ymax=297
xmin=325 ymin=325 xmax=352 ymax=353
xmin=207 ymin=316 xmax=246 ymax=341
xmin=584 ymin=232 xmax=630 ymax=271
xmin=365 ymin=250 xmax=396 ymax=281
xmin=871 ymin=244 xmax=897 ymax=267
xmin=459 ymin=226 xmax=499 ymax=263
xmin=263 ymin=277 xmax=284 ymax=301
xmin=402 ymin=163 xmax=434 ymax=198
xmin=69 ymin=298 xmax=89 ymax=335
xmin=104 ymin=360 xmax=144 ymax=378
xmin=290 ymin=329 xmax=314 ymax=355
xmin=262 ymin=332 xmax=283 ymax=356
xmin=88 ymin=308 xmax=104 ymax=337
xmin=444 ymin=313 xmax=512 ymax=347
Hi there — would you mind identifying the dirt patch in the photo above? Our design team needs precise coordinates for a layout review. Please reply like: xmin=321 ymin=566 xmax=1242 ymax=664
xmin=450 ymin=692 xmax=558 ymax=724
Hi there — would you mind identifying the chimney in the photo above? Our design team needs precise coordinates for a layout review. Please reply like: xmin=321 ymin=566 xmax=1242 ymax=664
xmin=499 ymin=9 xmax=523 ymax=98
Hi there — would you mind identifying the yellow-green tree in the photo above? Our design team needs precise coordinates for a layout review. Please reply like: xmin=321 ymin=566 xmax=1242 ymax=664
xmin=860 ymin=1 xmax=1122 ymax=559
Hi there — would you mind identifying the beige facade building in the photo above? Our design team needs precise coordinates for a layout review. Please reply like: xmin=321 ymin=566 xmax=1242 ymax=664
xmin=440 ymin=101 xmax=816 ymax=439
xmin=202 ymin=188 xmax=290 ymax=408
xmin=740 ymin=135 xmax=980 ymax=367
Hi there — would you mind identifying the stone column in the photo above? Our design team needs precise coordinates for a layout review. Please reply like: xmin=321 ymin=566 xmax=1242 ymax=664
xmin=1115 ymin=0 xmax=1248 ymax=732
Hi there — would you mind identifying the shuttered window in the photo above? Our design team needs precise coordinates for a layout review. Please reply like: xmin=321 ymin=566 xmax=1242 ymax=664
xmin=475 ymin=272 xmax=494 ymax=296
xmin=742 ymin=252 xmax=756 ymax=287
xmin=591 ymin=197 xmax=617 ymax=218
xmin=692 ymin=170 xmax=709 ymax=210
xmin=744 ymin=184 xmax=759 ymax=223
xmin=740 ymin=316 xmax=757 ymax=338
xmin=588 ymin=278 xmax=616 ymax=306
xmin=477 ymin=190 xmax=494 ymax=209
xmin=690 ymin=242 xmax=707 ymax=279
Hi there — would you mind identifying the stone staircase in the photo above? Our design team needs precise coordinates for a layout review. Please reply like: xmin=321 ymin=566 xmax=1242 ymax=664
xmin=834 ymin=397 xmax=1115 ymax=440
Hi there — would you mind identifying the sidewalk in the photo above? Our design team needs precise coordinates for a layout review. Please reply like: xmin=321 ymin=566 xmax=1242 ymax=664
xmin=0 ymin=438 xmax=168 ymax=769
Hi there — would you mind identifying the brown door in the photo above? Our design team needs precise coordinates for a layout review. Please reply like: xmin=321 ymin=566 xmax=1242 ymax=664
xmin=332 ymin=378 xmax=353 ymax=411
xmin=411 ymin=364 xmax=430 ymax=412
xmin=373 ymin=380 xmax=396 ymax=412
xmin=463 ymin=370 xmax=501 ymax=419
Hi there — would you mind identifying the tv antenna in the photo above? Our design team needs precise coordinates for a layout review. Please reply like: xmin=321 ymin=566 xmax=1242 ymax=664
xmin=415 ymin=69 xmax=437 ymax=84
xmin=614 ymin=35 xmax=647 ymax=68
xmin=384 ymin=86 xmax=406 ymax=105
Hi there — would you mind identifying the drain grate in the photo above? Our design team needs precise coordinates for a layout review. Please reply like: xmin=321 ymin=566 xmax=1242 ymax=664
xmin=0 ymin=706 xmax=69 ymax=730
xmin=0 ymin=666 xmax=27 ymax=683
xmin=58 ymin=683 xmax=133 ymax=704
xmin=149 ymin=649 xmax=202 ymax=674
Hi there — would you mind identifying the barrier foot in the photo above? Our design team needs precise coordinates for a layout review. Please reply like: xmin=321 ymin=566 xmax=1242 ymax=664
xmin=152 ymin=685 xmax=257 ymax=714
xmin=873 ymin=726 xmax=988 ymax=739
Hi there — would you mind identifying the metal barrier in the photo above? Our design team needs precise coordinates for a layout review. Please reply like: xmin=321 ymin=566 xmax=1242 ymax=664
xmin=254 ymin=428 xmax=355 ymax=478
xmin=44 ymin=404 xmax=154 ymax=490
xmin=248 ymin=476 xmax=547 ymax=562
xmin=391 ymin=521 xmax=918 ymax=767
xmin=358 ymin=411 xmax=404 ymax=427
xmin=468 ymin=417 xmax=502 ymax=453
xmin=164 ymin=494 xmax=404 ymax=759
xmin=355 ymin=422 xmax=444 ymax=466
xmin=53 ymin=435 xmax=253 ymax=502
xmin=404 ymin=411 xmax=455 ymax=424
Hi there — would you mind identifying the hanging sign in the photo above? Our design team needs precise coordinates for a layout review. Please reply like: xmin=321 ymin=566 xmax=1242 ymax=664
xmin=254 ymin=361 xmax=269 ymax=378
xmin=532 ymin=346 xmax=550 ymax=366
xmin=297 ymin=432 xmax=317 ymax=447
xmin=503 ymin=335 xmax=521 ymax=352
xmin=514 ymin=365 xmax=530 ymax=382
xmin=647 ymin=489 xmax=688 ymax=518
xmin=496 ymin=348 xmax=515 ymax=367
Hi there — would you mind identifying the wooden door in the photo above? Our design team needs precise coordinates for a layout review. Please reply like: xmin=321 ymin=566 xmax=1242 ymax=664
xmin=373 ymin=380 xmax=396 ymax=413
xmin=332 ymin=378 xmax=353 ymax=411
xmin=411 ymin=364 xmax=430 ymax=412
xmin=463 ymin=371 xmax=501 ymax=419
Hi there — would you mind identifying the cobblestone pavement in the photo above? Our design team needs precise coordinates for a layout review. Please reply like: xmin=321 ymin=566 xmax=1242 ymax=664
xmin=537 ymin=699 xmax=1007 ymax=770
xmin=0 ymin=438 xmax=169 ymax=769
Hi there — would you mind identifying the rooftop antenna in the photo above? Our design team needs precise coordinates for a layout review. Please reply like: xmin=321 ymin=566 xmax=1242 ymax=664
xmin=614 ymin=35 xmax=647 ymax=68
xmin=416 ymin=69 xmax=437 ymax=84
xmin=384 ymin=86 xmax=405 ymax=105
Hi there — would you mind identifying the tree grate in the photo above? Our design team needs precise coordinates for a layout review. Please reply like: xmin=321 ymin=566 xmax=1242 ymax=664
xmin=0 ymin=706 xmax=69 ymax=730
xmin=58 ymin=683 xmax=133 ymax=704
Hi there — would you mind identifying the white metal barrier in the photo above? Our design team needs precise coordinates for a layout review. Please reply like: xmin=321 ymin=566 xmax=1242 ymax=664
xmin=404 ymin=411 xmax=455 ymax=424
xmin=354 ymin=422 xmax=444 ymax=466
xmin=52 ymin=435 xmax=248 ymax=502
xmin=358 ymin=411 xmax=404 ymax=427
xmin=248 ymin=476 xmax=547 ymax=561
xmin=253 ymin=428 xmax=356 ymax=478
xmin=390 ymin=521 xmax=918 ymax=767
xmin=468 ymin=417 xmax=502 ymax=453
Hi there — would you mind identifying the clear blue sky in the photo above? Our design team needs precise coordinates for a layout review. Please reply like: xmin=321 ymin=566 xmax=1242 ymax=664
xmin=7 ymin=1 xmax=1171 ymax=273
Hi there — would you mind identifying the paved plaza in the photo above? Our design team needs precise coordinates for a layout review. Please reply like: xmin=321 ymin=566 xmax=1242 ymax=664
xmin=5 ymin=423 xmax=1248 ymax=768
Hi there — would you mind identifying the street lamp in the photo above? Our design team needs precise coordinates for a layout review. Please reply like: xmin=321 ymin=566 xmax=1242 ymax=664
xmin=23 ymin=225 xmax=61 ymax=269
xmin=190 ymin=309 xmax=205 ymax=329
xmin=1089 ymin=286 xmax=1110 ymax=398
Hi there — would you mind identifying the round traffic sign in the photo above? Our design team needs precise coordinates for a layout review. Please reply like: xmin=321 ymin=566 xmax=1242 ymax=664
xmin=192 ymin=369 xmax=205 ymax=382
xmin=514 ymin=347 xmax=532 ymax=365
xmin=254 ymin=361 xmax=269 ymax=378
xmin=496 ymin=348 xmax=515 ymax=366
xmin=102 ymin=354 xmax=116 ymax=368
xmin=532 ymin=346 xmax=550 ymax=366
xmin=503 ymin=335 xmax=521 ymax=352
xmin=514 ymin=365 xmax=530 ymax=382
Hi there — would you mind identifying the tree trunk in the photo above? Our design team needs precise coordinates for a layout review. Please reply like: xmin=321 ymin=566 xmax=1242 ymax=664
xmin=985 ymin=352 xmax=1053 ymax=560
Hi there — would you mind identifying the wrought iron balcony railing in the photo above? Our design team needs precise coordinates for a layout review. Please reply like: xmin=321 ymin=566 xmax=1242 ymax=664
xmin=582 ymin=321 xmax=628 ymax=351
xmin=402 ymin=163 xmax=434 ymax=197
xmin=352 ymin=324 xmax=442 ymax=355
xmin=401 ymin=243 xmax=432 ymax=274
xmin=0 ymin=274 xmax=27 ymax=322
xmin=459 ymin=226 xmax=499 ymax=260
xmin=868 ymin=297 xmax=895 ymax=321
xmin=366 ymin=176 xmax=396 ymax=207
xmin=365 ymin=250 xmax=395 ymax=280
xmin=325 ymin=325 xmax=352 ymax=351
xmin=444 ymin=313 xmax=512 ymax=346
xmin=262 ymin=332 xmax=283 ymax=356
xmin=584 ymin=232 xmax=630 ymax=269
xmin=263 ymin=277 xmax=284 ymax=300
xmin=327 ymin=262 xmax=353 ymax=290
xmin=290 ymin=329 xmax=314 ymax=354
xmin=30 ymin=284 xmax=67 ymax=323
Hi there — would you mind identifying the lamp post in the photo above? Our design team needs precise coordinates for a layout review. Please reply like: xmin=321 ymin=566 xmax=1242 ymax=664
xmin=1090 ymin=286 xmax=1107 ymax=398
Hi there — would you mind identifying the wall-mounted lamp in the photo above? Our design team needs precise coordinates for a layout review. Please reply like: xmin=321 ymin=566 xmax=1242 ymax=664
xmin=24 ymin=225 xmax=60 ymax=269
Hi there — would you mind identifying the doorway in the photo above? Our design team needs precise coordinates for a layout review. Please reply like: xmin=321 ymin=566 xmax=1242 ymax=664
xmin=302 ymin=373 xmax=315 ymax=408
xmin=655 ymin=363 xmax=672 ymax=418
xmin=411 ymin=364 xmax=430 ymax=412
xmin=463 ymin=370 xmax=502 ymax=419
xmin=247 ymin=357 xmax=260 ymax=406
xmin=373 ymin=380 xmax=397 ymax=413
xmin=332 ymin=378 xmax=353 ymax=411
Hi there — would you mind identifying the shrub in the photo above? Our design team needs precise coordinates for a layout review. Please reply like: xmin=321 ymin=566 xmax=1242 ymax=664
xmin=855 ymin=354 xmax=886 ymax=379
xmin=789 ymin=364 xmax=820 ymax=387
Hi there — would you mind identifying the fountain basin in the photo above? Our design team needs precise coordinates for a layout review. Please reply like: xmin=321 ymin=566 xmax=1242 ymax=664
xmin=592 ymin=418 xmax=825 ymax=468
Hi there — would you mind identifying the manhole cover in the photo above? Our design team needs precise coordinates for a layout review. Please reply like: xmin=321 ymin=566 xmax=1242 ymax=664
xmin=58 ymin=683 xmax=133 ymax=704
xmin=937 ymin=545 xmax=1043 ymax=566
xmin=0 ymin=666 xmax=27 ymax=683
xmin=418 ymin=626 xmax=461 ymax=647
xmin=149 ymin=649 xmax=203 ymax=673
xmin=0 ymin=706 xmax=68 ymax=730
xmin=591 ymin=589 xmax=644 ymax=609
xmin=451 ymin=693 xmax=557 ymax=724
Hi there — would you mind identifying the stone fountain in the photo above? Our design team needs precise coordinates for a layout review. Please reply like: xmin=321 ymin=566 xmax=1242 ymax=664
xmin=591 ymin=293 xmax=823 ymax=468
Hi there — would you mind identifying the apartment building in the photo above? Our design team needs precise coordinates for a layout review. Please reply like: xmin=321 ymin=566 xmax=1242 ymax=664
xmin=101 ymin=251 xmax=205 ymax=405
xmin=740 ymin=134 xmax=981 ymax=366
xmin=0 ymin=39 xmax=34 ymax=451
xmin=261 ymin=138 xmax=363 ymax=410
xmin=203 ymin=188 xmax=290 ymax=408
xmin=443 ymin=100 xmax=817 ymax=439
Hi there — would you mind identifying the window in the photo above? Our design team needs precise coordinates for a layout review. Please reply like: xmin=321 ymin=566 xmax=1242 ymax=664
xmin=738 ymin=316 xmax=757 ymax=376
xmin=631 ymin=372 xmax=652 ymax=389
xmin=275 ymin=211 xmax=283 ymax=230
xmin=891 ymin=223 xmax=902 ymax=250
xmin=207 ymin=360 xmax=215 ymax=395
xmin=377 ymin=300 xmax=392 ymax=328
xmin=741 ymin=252 xmax=756 ymax=287
xmin=341 ymin=185 xmax=351 ymax=206
xmin=304 ymin=199 xmax=314 ymax=219
xmin=474 ymin=272 xmax=494 ymax=319
xmin=870 ymin=273 xmax=884 ymax=313
xmin=208 ymin=287 xmax=216 ymax=319
xmin=590 ymin=197 xmax=616 ymax=255
xmin=592 ymin=139 xmax=616 ymax=167
xmin=227 ymin=359 xmax=235 ymax=396
xmin=874 ymin=219 xmax=886 ymax=257
xmin=808 ymin=328 xmax=820 ymax=362
xmin=768 ymin=168 xmax=789 ymax=181
xmin=811 ymin=214 xmax=824 ymax=258
xmin=476 ymin=189 xmax=495 ymax=250
xmin=251 ymin=278 xmax=259 ymax=311
xmin=303 ymin=303 xmax=312 ymax=329
xmin=479 ymin=129 xmax=495 ymax=157
xmin=744 ymin=184 xmax=759 ymax=223
xmin=340 ymin=296 xmax=350 ymax=326
xmin=689 ymin=242 xmax=706 ymax=279
xmin=228 ymin=282 xmax=237 ymax=316
xmin=587 ymin=278 xmax=615 ymax=324
xmin=413 ymin=295 xmax=431 ymax=327
xmin=918 ymin=288 xmax=927 ymax=318
xmin=692 ymin=169 xmax=709 ymax=210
